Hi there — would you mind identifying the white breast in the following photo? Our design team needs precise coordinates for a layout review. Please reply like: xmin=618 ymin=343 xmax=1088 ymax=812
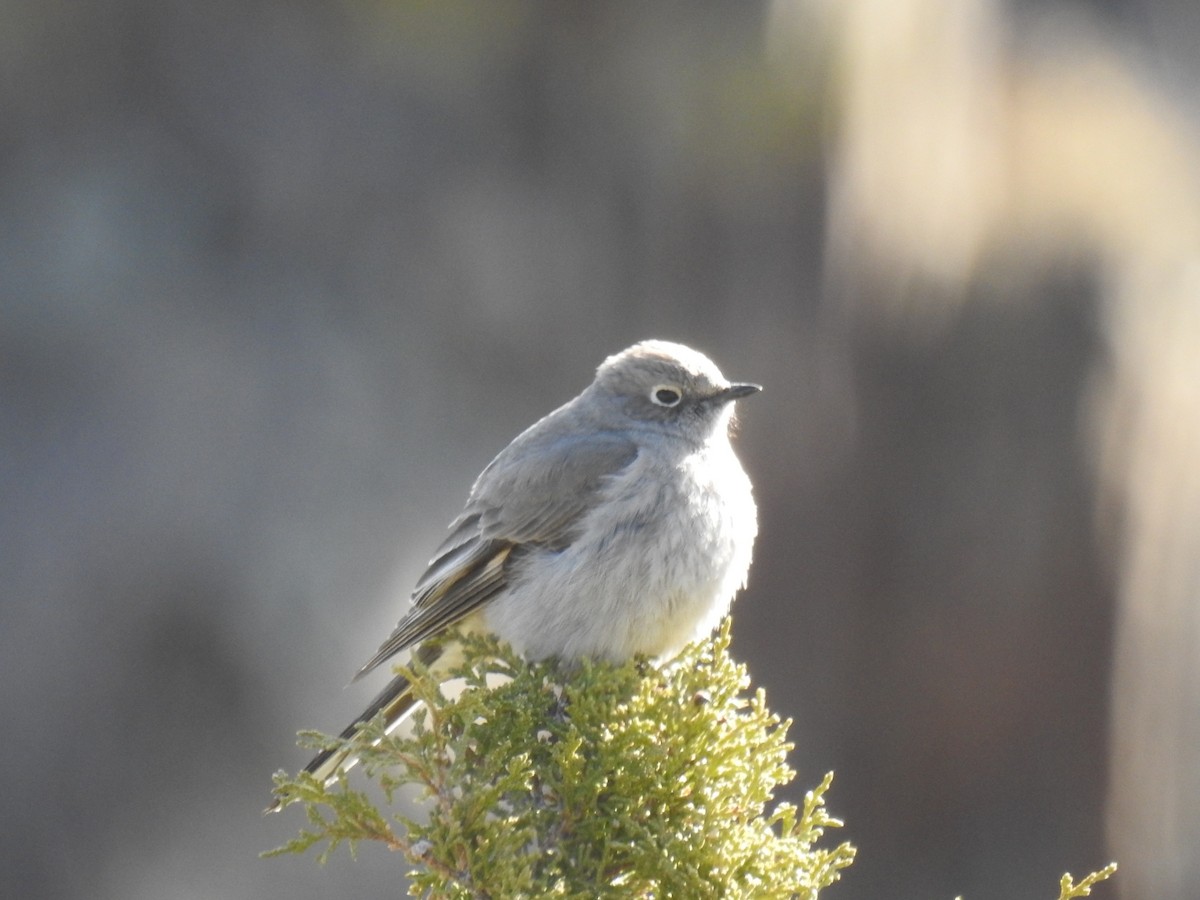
xmin=483 ymin=436 xmax=757 ymax=662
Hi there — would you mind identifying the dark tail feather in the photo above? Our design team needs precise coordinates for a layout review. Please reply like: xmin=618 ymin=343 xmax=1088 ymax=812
xmin=266 ymin=656 xmax=435 ymax=813
xmin=303 ymin=671 xmax=418 ymax=780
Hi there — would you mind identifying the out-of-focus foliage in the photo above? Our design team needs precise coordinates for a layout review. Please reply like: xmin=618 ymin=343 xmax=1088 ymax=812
xmin=1057 ymin=863 xmax=1119 ymax=900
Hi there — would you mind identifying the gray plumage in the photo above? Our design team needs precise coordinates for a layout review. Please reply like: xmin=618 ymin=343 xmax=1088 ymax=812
xmin=270 ymin=340 xmax=759 ymax=809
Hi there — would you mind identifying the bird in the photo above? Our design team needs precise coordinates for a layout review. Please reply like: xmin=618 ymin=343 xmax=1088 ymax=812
xmin=268 ymin=339 xmax=760 ymax=811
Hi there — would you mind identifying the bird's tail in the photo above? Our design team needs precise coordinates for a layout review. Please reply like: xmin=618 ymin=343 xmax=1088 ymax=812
xmin=311 ymin=671 xmax=420 ymax=779
xmin=266 ymin=646 xmax=450 ymax=814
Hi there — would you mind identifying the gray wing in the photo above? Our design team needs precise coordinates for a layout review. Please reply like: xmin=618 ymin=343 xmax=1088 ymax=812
xmin=353 ymin=429 xmax=638 ymax=680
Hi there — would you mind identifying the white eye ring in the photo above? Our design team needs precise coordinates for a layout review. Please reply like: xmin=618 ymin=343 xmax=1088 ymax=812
xmin=650 ymin=385 xmax=683 ymax=407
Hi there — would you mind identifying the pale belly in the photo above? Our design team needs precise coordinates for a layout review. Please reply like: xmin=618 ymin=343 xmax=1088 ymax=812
xmin=483 ymin=443 xmax=757 ymax=662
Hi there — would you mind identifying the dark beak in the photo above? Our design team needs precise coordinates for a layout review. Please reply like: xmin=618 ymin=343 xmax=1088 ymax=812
xmin=715 ymin=383 xmax=762 ymax=403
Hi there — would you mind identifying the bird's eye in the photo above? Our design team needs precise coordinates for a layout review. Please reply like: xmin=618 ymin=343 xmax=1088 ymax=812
xmin=650 ymin=385 xmax=682 ymax=407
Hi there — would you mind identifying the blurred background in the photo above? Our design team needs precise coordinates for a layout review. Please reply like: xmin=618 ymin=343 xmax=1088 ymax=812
xmin=3 ymin=1 xmax=1198 ymax=898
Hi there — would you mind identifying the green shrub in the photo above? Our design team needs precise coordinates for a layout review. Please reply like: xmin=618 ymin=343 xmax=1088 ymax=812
xmin=267 ymin=621 xmax=855 ymax=898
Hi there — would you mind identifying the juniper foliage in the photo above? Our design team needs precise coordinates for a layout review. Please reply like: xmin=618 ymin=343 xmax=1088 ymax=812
xmin=267 ymin=621 xmax=855 ymax=898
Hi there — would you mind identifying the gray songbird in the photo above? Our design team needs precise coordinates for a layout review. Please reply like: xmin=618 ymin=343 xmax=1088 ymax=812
xmin=270 ymin=340 xmax=760 ymax=808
